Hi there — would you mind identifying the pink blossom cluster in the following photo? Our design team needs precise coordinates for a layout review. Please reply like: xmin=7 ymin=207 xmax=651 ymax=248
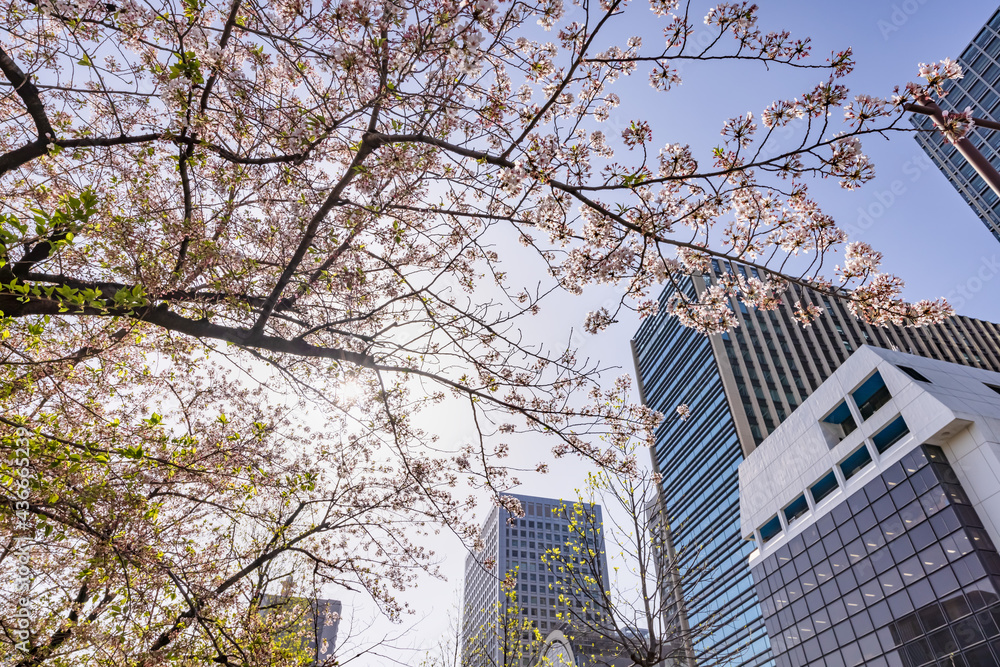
xmin=761 ymin=99 xmax=805 ymax=128
xmin=828 ymin=135 xmax=875 ymax=190
xmin=667 ymin=283 xmax=738 ymax=334
xmin=939 ymin=108 xmax=976 ymax=145
xmin=584 ymin=307 xmax=616 ymax=334
xmin=721 ymin=112 xmax=757 ymax=149
xmin=918 ymin=58 xmax=964 ymax=92
xmin=843 ymin=94 xmax=890 ymax=128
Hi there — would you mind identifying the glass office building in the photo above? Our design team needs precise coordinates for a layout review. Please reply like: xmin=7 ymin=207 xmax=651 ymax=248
xmin=633 ymin=275 xmax=773 ymax=667
xmin=632 ymin=261 xmax=1000 ymax=666
xmin=911 ymin=8 xmax=1000 ymax=242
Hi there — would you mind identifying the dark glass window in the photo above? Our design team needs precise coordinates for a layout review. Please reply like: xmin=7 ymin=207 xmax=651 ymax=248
xmin=891 ymin=480 xmax=918 ymax=510
xmin=906 ymin=637 xmax=936 ymax=667
xmin=785 ymin=495 xmax=810 ymax=524
xmin=942 ymin=593 xmax=972 ymax=622
xmin=811 ymin=471 xmax=840 ymax=505
xmin=865 ymin=476 xmax=889 ymax=502
xmin=872 ymin=494 xmax=896 ymax=521
xmin=900 ymin=499 xmax=926 ymax=530
xmin=823 ymin=400 xmax=858 ymax=444
xmin=881 ymin=515 xmax=906 ymax=544
xmin=897 ymin=366 xmax=931 ymax=383
xmin=890 ymin=535 xmax=916 ymax=562
xmin=978 ymin=609 xmax=999 ymax=637
xmin=920 ymin=544 xmax=948 ymax=574
xmin=761 ymin=515 xmax=782 ymax=543
xmin=883 ymin=463 xmax=907 ymax=489
xmin=927 ymin=626 xmax=959 ymax=659
xmin=930 ymin=567 xmax=960 ymax=598
xmin=841 ymin=446 xmax=874 ymax=480
xmin=873 ymin=416 xmax=911 ymax=454
xmin=852 ymin=372 xmax=892 ymax=420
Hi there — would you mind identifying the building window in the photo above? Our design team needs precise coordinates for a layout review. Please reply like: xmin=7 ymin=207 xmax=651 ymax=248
xmin=872 ymin=416 xmax=911 ymax=454
xmin=984 ymin=382 xmax=1000 ymax=396
xmin=840 ymin=445 xmax=874 ymax=480
xmin=898 ymin=366 xmax=931 ymax=383
xmin=810 ymin=471 xmax=840 ymax=505
xmin=784 ymin=495 xmax=809 ymax=525
xmin=760 ymin=515 xmax=782 ymax=543
xmin=852 ymin=371 xmax=892 ymax=420
xmin=821 ymin=400 xmax=857 ymax=445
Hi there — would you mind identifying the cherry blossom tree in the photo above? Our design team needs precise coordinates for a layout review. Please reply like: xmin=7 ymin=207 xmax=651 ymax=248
xmin=0 ymin=0 xmax=968 ymax=662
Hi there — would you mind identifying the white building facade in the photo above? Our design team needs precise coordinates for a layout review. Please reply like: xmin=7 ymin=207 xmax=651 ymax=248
xmin=739 ymin=346 xmax=1000 ymax=667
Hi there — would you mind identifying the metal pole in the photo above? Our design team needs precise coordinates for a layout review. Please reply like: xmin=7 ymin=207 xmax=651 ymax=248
xmin=904 ymin=99 xmax=1000 ymax=200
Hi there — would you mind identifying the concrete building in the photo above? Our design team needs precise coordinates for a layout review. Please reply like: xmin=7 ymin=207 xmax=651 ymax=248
xmin=911 ymin=7 xmax=1000 ymax=242
xmin=631 ymin=259 xmax=1000 ymax=666
xmin=461 ymin=494 xmax=610 ymax=667
xmin=739 ymin=346 xmax=1000 ymax=667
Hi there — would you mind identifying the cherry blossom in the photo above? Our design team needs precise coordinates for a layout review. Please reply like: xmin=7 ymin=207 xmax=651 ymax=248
xmin=939 ymin=108 xmax=976 ymax=145
xmin=0 ymin=0 xmax=962 ymax=661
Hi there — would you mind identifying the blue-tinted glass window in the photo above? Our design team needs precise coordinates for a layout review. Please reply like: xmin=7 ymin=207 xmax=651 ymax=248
xmin=873 ymin=417 xmax=911 ymax=454
xmin=785 ymin=495 xmax=809 ymax=524
xmin=822 ymin=400 xmax=857 ymax=444
xmin=761 ymin=516 xmax=782 ymax=543
xmin=811 ymin=471 xmax=840 ymax=505
xmin=853 ymin=372 xmax=892 ymax=420
xmin=841 ymin=446 xmax=874 ymax=480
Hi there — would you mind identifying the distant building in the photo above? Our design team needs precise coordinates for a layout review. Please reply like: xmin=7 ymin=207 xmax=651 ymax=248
xmin=740 ymin=346 xmax=1000 ymax=666
xmin=261 ymin=593 xmax=342 ymax=665
xmin=461 ymin=494 xmax=610 ymax=667
xmin=631 ymin=259 xmax=1000 ymax=666
xmin=911 ymin=7 xmax=1000 ymax=242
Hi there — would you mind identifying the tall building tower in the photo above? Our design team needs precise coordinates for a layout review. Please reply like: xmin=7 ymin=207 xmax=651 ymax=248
xmin=461 ymin=493 xmax=611 ymax=667
xmin=911 ymin=7 xmax=1000 ymax=242
xmin=631 ymin=259 xmax=1000 ymax=666
xmin=740 ymin=347 xmax=1000 ymax=667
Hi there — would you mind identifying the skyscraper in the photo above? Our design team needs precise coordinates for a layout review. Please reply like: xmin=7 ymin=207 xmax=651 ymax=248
xmin=740 ymin=346 xmax=1000 ymax=667
xmin=631 ymin=259 xmax=1000 ymax=666
xmin=461 ymin=493 xmax=610 ymax=667
xmin=911 ymin=7 xmax=1000 ymax=242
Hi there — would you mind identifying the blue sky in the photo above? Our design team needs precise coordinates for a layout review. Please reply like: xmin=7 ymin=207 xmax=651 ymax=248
xmin=350 ymin=2 xmax=1000 ymax=658
xmin=651 ymin=0 xmax=1000 ymax=321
